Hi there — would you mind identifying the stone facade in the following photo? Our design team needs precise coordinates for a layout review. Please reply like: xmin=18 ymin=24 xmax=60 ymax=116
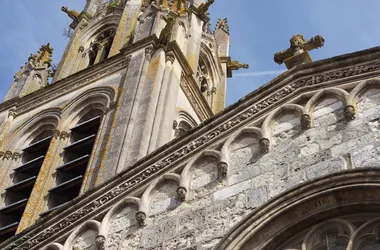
xmin=1 ymin=1 xmax=380 ymax=250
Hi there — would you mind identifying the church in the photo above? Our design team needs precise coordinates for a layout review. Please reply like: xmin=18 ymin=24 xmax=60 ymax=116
xmin=1 ymin=0 xmax=380 ymax=249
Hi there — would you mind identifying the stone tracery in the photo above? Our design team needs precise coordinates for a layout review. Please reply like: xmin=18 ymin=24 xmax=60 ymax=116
xmin=281 ymin=216 xmax=380 ymax=250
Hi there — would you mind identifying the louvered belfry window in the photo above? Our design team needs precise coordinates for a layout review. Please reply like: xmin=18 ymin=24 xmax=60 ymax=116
xmin=0 ymin=130 xmax=53 ymax=241
xmin=43 ymin=111 xmax=101 ymax=216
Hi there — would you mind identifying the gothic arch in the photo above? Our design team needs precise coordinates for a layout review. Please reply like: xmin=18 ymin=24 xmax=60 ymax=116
xmin=63 ymin=220 xmax=101 ymax=250
xmin=261 ymin=104 xmax=304 ymax=151
xmin=220 ymin=127 xmax=262 ymax=168
xmin=200 ymin=41 xmax=223 ymax=84
xmin=215 ymin=168 xmax=380 ymax=250
xmin=139 ymin=173 xmax=181 ymax=216
xmin=82 ymin=16 xmax=120 ymax=45
xmin=304 ymin=88 xmax=349 ymax=114
xmin=351 ymin=217 xmax=380 ymax=249
xmin=348 ymin=78 xmax=380 ymax=104
xmin=197 ymin=43 xmax=222 ymax=96
xmin=61 ymin=86 xmax=115 ymax=128
xmin=4 ymin=108 xmax=61 ymax=151
xmin=99 ymin=197 xmax=140 ymax=236
xmin=81 ymin=18 xmax=120 ymax=66
xmin=179 ymin=150 xmax=222 ymax=200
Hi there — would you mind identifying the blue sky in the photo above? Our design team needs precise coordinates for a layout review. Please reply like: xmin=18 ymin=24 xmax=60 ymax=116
xmin=1 ymin=1 xmax=380 ymax=106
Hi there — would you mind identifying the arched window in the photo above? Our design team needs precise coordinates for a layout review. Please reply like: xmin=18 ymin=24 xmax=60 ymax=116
xmin=87 ymin=28 xmax=116 ymax=67
xmin=43 ymin=110 xmax=102 ymax=215
xmin=88 ymin=43 xmax=98 ymax=67
xmin=0 ymin=130 xmax=53 ymax=241
xmin=280 ymin=214 xmax=380 ymax=250
xmin=197 ymin=59 xmax=209 ymax=94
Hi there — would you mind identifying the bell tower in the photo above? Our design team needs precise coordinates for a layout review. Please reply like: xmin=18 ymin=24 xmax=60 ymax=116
xmin=0 ymin=0 xmax=247 ymax=239
xmin=51 ymin=0 xmax=248 ymax=169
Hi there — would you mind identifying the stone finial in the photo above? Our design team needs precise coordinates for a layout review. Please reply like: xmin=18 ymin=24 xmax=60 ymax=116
xmin=28 ymin=43 xmax=54 ymax=68
xmin=274 ymin=34 xmax=325 ymax=69
xmin=215 ymin=18 xmax=229 ymax=34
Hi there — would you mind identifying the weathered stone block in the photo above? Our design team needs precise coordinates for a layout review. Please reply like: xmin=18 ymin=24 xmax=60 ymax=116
xmin=212 ymin=179 xmax=251 ymax=201
xmin=246 ymin=186 xmax=269 ymax=208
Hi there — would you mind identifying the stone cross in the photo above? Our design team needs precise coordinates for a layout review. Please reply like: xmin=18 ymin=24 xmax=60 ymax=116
xmin=274 ymin=34 xmax=325 ymax=69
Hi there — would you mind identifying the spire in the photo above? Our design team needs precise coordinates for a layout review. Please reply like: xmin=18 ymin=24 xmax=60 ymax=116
xmin=215 ymin=18 xmax=229 ymax=34
xmin=274 ymin=34 xmax=325 ymax=69
xmin=5 ymin=43 xmax=54 ymax=101
xmin=28 ymin=43 xmax=53 ymax=68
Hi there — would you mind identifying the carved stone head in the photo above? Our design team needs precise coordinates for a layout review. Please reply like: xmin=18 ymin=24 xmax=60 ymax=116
xmin=301 ymin=114 xmax=312 ymax=130
xmin=95 ymin=235 xmax=106 ymax=250
xmin=176 ymin=187 xmax=187 ymax=201
xmin=259 ymin=138 xmax=270 ymax=153
xmin=135 ymin=211 xmax=147 ymax=226
xmin=344 ymin=105 xmax=356 ymax=120
xmin=218 ymin=162 xmax=228 ymax=178
xmin=290 ymin=34 xmax=306 ymax=49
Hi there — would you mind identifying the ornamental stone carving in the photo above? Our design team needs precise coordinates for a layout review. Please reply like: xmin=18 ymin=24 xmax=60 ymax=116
xmin=165 ymin=52 xmax=176 ymax=64
xmin=301 ymin=114 xmax=312 ymax=130
xmin=215 ymin=18 xmax=229 ymax=33
xmin=274 ymin=34 xmax=325 ymax=69
xmin=176 ymin=187 xmax=187 ymax=201
xmin=218 ymin=162 xmax=228 ymax=178
xmin=259 ymin=138 xmax=270 ymax=153
xmin=60 ymin=131 xmax=70 ymax=140
xmin=145 ymin=46 xmax=155 ymax=60
xmin=136 ymin=211 xmax=147 ymax=226
xmin=95 ymin=235 xmax=105 ymax=250
xmin=344 ymin=105 xmax=356 ymax=120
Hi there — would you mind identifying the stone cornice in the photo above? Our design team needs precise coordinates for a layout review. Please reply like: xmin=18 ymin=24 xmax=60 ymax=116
xmin=3 ymin=47 xmax=380 ymax=250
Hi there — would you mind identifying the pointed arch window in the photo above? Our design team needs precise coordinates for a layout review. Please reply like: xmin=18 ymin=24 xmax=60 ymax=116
xmin=87 ymin=28 xmax=116 ymax=67
xmin=43 ymin=110 xmax=102 ymax=216
xmin=0 ymin=130 xmax=53 ymax=242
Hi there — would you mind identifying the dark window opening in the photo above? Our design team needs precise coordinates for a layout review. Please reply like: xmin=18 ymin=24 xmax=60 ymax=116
xmin=44 ymin=110 xmax=102 ymax=216
xmin=88 ymin=28 xmax=115 ymax=67
xmin=88 ymin=44 xmax=98 ymax=67
xmin=0 ymin=130 xmax=53 ymax=242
